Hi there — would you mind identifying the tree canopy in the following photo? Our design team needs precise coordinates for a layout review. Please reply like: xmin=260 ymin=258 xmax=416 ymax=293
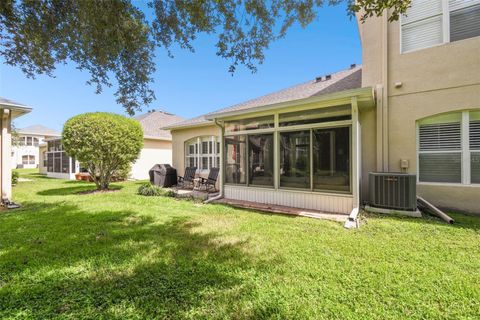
xmin=0 ymin=0 xmax=411 ymax=115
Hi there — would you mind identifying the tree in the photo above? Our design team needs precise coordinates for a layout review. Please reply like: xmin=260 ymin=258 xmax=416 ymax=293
xmin=0 ymin=0 xmax=411 ymax=115
xmin=62 ymin=112 xmax=143 ymax=190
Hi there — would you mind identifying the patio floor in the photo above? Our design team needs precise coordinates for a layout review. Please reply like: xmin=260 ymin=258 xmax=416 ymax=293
xmin=213 ymin=198 xmax=349 ymax=222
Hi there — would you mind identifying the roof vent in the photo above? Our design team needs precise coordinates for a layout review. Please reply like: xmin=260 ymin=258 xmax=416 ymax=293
xmin=350 ymin=63 xmax=356 ymax=69
xmin=325 ymin=74 xmax=331 ymax=81
xmin=315 ymin=76 xmax=323 ymax=82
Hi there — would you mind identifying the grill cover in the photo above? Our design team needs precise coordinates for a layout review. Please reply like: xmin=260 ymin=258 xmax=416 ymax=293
xmin=149 ymin=164 xmax=177 ymax=187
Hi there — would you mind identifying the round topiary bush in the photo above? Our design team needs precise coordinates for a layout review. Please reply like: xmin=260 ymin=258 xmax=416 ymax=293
xmin=62 ymin=112 xmax=143 ymax=190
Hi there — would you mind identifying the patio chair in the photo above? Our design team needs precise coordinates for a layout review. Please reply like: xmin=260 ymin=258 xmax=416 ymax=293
xmin=177 ymin=167 xmax=197 ymax=188
xmin=199 ymin=167 xmax=219 ymax=192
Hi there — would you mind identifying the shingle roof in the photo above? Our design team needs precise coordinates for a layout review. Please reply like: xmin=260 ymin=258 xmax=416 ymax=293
xmin=134 ymin=110 xmax=185 ymax=140
xmin=0 ymin=97 xmax=29 ymax=108
xmin=166 ymin=66 xmax=362 ymax=129
xmin=18 ymin=125 xmax=61 ymax=136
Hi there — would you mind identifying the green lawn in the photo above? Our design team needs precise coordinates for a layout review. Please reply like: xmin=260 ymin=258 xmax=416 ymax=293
xmin=1 ymin=170 xmax=479 ymax=319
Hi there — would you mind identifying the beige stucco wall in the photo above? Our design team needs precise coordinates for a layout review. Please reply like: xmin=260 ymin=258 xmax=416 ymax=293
xmin=171 ymin=125 xmax=220 ymax=178
xmin=1 ymin=109 xmax=12 ymax=199
xmin=130 ymin=138 xmax=173 ymax=180
xmin=358 ymin=13 xmax=480 ymax=214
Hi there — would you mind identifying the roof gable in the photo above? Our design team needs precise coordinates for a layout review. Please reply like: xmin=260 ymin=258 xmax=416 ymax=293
xmin=134 ymin=110 xmax=185 ymax=140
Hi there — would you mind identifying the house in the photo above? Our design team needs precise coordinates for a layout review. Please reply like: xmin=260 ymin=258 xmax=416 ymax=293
xmin=39 ymin=137 xmax=80 ymax=179
xmin=165 ymin=1 xmax=480 ymax=215
xmin=13 ymin=124 xmax=61 ymax=169
xmin=37 ymin=110 xmax=184 ymax=181
xmin=0 ymin=98 xmax=31 ymax=200
xmin=131 ymin=110 xmax=184 ymax=180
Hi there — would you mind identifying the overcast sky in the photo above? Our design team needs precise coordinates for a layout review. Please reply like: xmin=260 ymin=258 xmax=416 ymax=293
xmin=0 ymin=2 xmax=361 ymax=132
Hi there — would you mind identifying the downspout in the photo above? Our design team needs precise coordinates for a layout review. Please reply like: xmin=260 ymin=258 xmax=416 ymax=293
xmin=381 ymin=10 xmax=389 ymax=171
xmin=204 ymin=118 xmax=224 ymax=203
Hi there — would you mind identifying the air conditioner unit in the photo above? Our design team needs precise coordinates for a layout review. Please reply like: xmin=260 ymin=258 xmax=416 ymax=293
xmin=368 ymin=172 xmax=417 ymax=212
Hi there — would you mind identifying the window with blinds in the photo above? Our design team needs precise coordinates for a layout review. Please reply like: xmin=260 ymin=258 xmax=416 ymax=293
xmin=418 ymin=110 xmax=480 ymax=185
xmin=401 ymin=0 xmax=480 ymax=53
xmin=418 ymin=121 xmax=462 ymax=183
xmin=450 ymin=1 xmax=480 ymax=42
xmin=471 ymin=112 xmax=480 ymax=183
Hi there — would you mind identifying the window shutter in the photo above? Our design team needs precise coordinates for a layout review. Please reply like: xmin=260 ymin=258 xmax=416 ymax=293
xmin=402 ymin=0 xmax=443 ymax=52
xmin=450 ymin=3 xmax=480 ymax=42
xmin=419 ymin=123 xmax=461 ymax=151
xmin=471 ymin=119 xmax=480 ymax=183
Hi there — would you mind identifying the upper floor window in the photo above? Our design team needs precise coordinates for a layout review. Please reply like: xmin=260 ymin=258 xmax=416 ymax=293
xmin=418 ymin=110 xmax=480 ymax=184
xmin=185 ymin=136 xmax=219 ymax=171
xmin=401 ymin=0 xmax=480 ymax=53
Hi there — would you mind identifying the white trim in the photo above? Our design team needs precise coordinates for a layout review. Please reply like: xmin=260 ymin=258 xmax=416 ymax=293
xmin=418 ymin=182 xmax=480 ymax=187
xmin=462 ymin=111 xmax=471 ymax=184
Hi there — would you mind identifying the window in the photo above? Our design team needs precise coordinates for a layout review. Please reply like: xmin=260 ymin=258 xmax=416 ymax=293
xmin=313 ymin=127 xmax=350 ymax=191
xmin=33 ymin=137 xmax=39 ymax=146
xmin=401 ymin=0 xmax=480 ymax=53
xmin=185 ymin=136 xmax=219 ymax=171
xmin=225 ymin=135 xmax=246 ymax=184
xmin=418 ymin=110 xmax=480 ymax=184
xmin=26 ymin=136 xmax=33 ymax=146
xmin=22 ymin=155 xmax=35 ymax=164
xmin=43 ymin=152 xmax=48 ymax=167
xmin=225 ymin=115 xmax=274 ymax=133
xmin=471 ymin=111 xmax=480 ymax=183
xmin=450 ymin=0 xmax=480 ymax=42
xmin=279 ymin=105 xmax=351 ymax=127
xmin=280 ymin=131 xmax=310 ymax=189
xmin=248 ymin=134 xmax=274 ymax=186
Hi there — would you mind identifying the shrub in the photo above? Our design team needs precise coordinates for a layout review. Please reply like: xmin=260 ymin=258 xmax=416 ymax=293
xmin=12 ymin=171 xmax=19 ymax=185
xmin=137 ymin=183 xmax=175 ymax=197
xmin=62 ymin=112 xmax=143 ymax=190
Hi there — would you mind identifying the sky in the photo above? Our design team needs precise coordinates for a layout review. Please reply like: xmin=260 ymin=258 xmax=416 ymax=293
xmin=0 ymin=2 xmax=362 ymax=132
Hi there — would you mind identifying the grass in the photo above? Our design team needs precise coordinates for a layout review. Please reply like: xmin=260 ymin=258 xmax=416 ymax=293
xmin=0 ymin=170 xmax=479 ymax=319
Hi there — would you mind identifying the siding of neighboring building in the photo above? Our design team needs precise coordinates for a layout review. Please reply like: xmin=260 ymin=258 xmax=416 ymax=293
xmin=130 ymin=139 xmax=173 ymax=180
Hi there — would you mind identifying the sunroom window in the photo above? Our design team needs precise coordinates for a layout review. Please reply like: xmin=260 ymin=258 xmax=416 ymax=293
xmin=279 ymin=105 xmax=351 ymax=127
xmin=280 ymin=131 xmax=310 ymax=189
xmin=248 ymin=134 xmax=274 ymax=186
xmin=313 ymin=127 xmax=350 ymax=191
xmin=225 ymin=115 xmax=274 ymax=133
xmin=225 ymin=135 xmax=247 ymax=184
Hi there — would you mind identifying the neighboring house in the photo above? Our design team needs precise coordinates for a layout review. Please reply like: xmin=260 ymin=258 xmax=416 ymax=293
xmin=165 ymin=1 xmax=480 ymax=215
xmin=131 ymin=110 xmax=185 ymax=180
xmin=39 ymin=137 xmax=80 ymax=180
xmin=0 ymin=98 xmax=31 ymax=200
xmin=12 ymin=124 xmax=60 ymax=169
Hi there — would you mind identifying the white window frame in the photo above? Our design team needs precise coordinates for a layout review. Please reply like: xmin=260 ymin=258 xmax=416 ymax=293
xmin=417 ymin=110 xmax=480 ymax=186
xmin=400 ymin=0 xmax=480 ymax=53
xmin=185 ymin=136 xmax=219 ymax=173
